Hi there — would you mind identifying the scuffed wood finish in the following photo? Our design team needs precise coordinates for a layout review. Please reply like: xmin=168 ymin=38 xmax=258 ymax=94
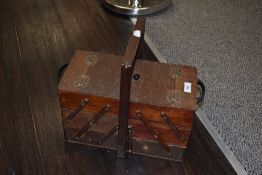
xmin=59 ymin=51 xmax=198 ymax=110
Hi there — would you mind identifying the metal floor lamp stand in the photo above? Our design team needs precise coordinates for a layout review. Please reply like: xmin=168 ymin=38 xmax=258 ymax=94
xmin=102 ymin=0 xmax=171 ymax=16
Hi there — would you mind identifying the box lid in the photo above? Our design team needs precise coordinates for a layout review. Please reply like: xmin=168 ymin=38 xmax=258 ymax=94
xmin=59 ymin=50 xmax=198 ymax=111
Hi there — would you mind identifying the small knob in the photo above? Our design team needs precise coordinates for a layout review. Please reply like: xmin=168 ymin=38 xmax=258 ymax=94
xmin=133 ymin=73 xmax=140 ymax=80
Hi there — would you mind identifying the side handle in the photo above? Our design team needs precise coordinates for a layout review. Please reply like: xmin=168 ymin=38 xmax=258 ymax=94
xmin=197 ymin=79 xmax=205 ymax=106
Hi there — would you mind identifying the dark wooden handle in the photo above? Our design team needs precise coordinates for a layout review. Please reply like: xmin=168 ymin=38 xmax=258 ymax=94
xmin=117 ymin=18 xmax=146 ymax=158
xmin=122 ymin=18 xmax=145 ymax=67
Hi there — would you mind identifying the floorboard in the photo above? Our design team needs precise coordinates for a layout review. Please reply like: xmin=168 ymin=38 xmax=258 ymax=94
xmin=44 ymin=148 xmax=187 ymax=175
xmin=12 ymin=0 xmax=71 ymax=159
xmin=0 ymin=0 xmax=43 ymax=174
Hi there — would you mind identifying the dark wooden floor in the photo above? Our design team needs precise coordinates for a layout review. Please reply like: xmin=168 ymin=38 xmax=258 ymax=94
xmin=0 ymin=0 xmax=237 ymax=174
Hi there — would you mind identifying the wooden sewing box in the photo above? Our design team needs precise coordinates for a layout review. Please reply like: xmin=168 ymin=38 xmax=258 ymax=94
xmin=58 ymin=19 xmax=202 ymax=161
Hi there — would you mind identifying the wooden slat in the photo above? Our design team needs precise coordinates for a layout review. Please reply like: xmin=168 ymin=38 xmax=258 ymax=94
xmin=53 ymin=0 xmax=133 ymax=55
xmin=44 ymin=149 xmax=108 ymax=175
xmin=0 ymin=0 xmax=43 ymax=174
xmin=12 ymin=0 xmax=71 ymax=159
xmin=13 ymin=0 xmax=73 ymax=101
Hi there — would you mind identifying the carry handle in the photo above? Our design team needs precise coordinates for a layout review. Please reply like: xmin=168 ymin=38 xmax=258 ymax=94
xmin=117 ymin=18 xmax=145 ymax=158
xmin=197 ymin=79 xmax=205 ymax=106
xmin=121 ymin=18 xmax=145 ymax=67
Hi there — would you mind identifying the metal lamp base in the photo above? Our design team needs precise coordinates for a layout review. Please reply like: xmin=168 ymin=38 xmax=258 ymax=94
xmin=102 ymin=0 xmax=172 ymax=16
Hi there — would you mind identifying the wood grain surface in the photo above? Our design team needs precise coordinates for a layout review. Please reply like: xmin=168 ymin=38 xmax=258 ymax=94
xmin=59 ymin=51 xmax=198 ymax=110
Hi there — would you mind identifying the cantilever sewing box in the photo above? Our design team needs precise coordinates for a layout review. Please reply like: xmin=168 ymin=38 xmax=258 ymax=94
xmin=58 ymin=19 xmax=204 ymax=161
